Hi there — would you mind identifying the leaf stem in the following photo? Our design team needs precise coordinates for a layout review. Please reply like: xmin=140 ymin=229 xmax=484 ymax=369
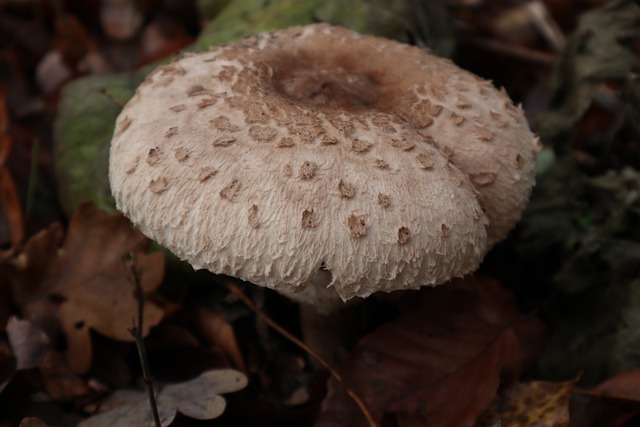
xmin=128 ymin=253 xmax=162 ymax=427
xmin=223 ymin=281 xmax=378 ymax=427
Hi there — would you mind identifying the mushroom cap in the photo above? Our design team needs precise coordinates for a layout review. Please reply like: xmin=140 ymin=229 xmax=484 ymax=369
xmin=109 ymin=24 xmax=538 ymax=304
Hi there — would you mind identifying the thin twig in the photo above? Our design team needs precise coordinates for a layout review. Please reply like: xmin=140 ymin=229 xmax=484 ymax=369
xmin=98 ymin=87 xmax=125 ymax=109
xmin=459 ymin=36 xmax=556 ymax=66
xmin=223 ymin=281 xmax=378 ymax=427
xmin=127 ymin=253 xmax=162 ymax=427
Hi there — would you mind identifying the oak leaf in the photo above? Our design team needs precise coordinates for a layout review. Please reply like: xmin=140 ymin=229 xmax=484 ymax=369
xmin=2 ymin=203 xmax=165 ymax=373
xmin=79 ymin=369 xmax=248 ymax=427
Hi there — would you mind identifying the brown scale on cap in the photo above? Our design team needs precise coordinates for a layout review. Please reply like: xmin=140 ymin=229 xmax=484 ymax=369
xmin=374 ymin=159 xmax=390 ymax=170
xmin=146 ymin=147 xmax=163 ymax=165
xmin=351 ymin=138 xmax=371 ymax=153
xmin=115 ymin=116 xmax=132 ymax=136
xmin=125 ymin=156 xmax=140 ymax=174
xmin=249 ymin=125 xmax=278 ymax=142
xmin=109 ymin=24 xmax=538 ymax=308
xmin=430 ymin=84 xmax=448 ymax=101
xmin=338 ymin=180 xmax=355 ymax=198
xmin=450 ymin=112 xmax=465 ymax=126
xmin=219 ymin=179 xmax=241 ymax=200
xmin=164 ymin=127 xmax=178 ymax=138
xmin=248 ymin=205 xmax=260 ymax=228
xmin=299 ymin=161 xmax=318 ymax=179
xmin=198 ymin=97 xmax=221 ymax=109
xmin=347 ymin=214 xmax=367 ymax=238
xmin=321 ymin=136 xmax=338 ymax=145
xmin=278 ymin=137 xmax=294 ymax=148
xmin=154 ymin=76 xmax=173 ymax=87
xmin=328 ymin=117 xmax=355 ymax=135
xmin=198 ymin=167 xmax=217 ymax=182
xmin=418 ymin=99 xmax=443 ymax=118
xmin=149 ymin=177 xmax=168 ymax=193
xmin=217 ymin=65 xmax=238 ymax=82
xmin=175 ymin=147 xmax=189 ymax=162
xmin=397 ymin=227 xmax=410 ymax=244
xmin=212 ymin=136 xmax=236 ymax=147
xmin=390 ymin=137 xmax=415 ymax=151
xmin=471 ymin=172 xmax=498 ymax=186
xmin=288 ymin=125 xmax=324 ymax=144
xmin=301 ymin=209 xmax=316 ymax=228
xmin=210 ymin=116 xmax=241 ymax=132
xmin=416 ymin=152 xmax=436 ymax=170
xmin=456 ymin=94 xmax=472 ymax=109
xmin=170 ymin=104 xmax=187 ymax=112
xmin=473 ymin=124 xmax=494 ymax=141
xmin=187 ymin=85 xmax=211 ymax=97
xmin=378 ymin=194 xmax=390 ymax=208
xmin=489 ymin=110 xmax=509 ymax=128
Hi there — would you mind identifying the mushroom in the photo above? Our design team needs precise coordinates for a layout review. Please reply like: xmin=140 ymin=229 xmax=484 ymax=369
xmin=109 ymin=24 xmax=539 ymax=312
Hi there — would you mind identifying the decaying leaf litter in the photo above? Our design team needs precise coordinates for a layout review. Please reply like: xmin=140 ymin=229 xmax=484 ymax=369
xmin=1 ymin=0 xmax=640 ymax=426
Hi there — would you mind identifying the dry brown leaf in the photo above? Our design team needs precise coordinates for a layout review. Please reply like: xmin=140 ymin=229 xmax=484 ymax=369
xmin=100 ymin=0 xmax=143 ymax=41
xmin=193 ymin=305 xmax=247 ymax=372
xmin=571 ymin=368 xmax=640 ymax=427
xmin=316 ymin=283 xmax=523 ymax=427
xmin=19 ymin=417 xmax=52 ymax=427
xmin=0 ymin=343 xmax=16 ymax=392
xmin=592 ymin=369 xmax=640 ymax=401
xmin=39 ymin=350 xmax=93 ymax=401
xmin=478 ymin=376 xmax=579 ymax=427
xmin=0 ymin=91 xmax=25 ymax=254
xmin=449 ymin=276 xmax=548 ymax=377
xmin=53 ymin=14 xmax=95 ymax=69
xmin=2 ymin=203 xmax=165 ymax=373
xmin=79 ymin=369 xmax=248 ymax=427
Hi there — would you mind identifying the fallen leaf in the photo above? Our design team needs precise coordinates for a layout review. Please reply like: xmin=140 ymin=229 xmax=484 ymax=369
xmin=0 ymin=343 xmax=16 ymax=392
xmin=53 ymin=13 xmax=95 ymax=70
xmin=6 ymin=316 xmax=49 ymax=371
xmin=477 ymin=376 xmax=579 ymax=427
xmin=79 ymin=369 xmax=248 ymax=427
xmin=146 ymin=322 xmax=231 ymax=382
xmin=449 ymin=276 xmax=547 ymax=376
xmin=316 ymin=283 xmax=523 ymax=427
xmin=19 ymin=417 xmax=52 ymax=427
xmin=0 ymin=90 xmax=25 ymax=254
xmin=39 ymin=350 xmax=93 ymax=401
xmin=592 ymin=369 xmax=640 ymax=402
xmin=100 ymin=0 xmax=144 ymax=41
xmin=2 ymin=203 xmax=165 ymax=373
xmin=571 ymin=369 xmax=640 ymax=427
xmin=0 ymin=317 xmax=49 ymax=393
xmin=192 ymin=305 xmax=247 ymax=372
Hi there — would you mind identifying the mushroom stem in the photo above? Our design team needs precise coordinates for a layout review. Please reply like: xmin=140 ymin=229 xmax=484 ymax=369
xmin=224 ymin=281 xmax=377 ymax=427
